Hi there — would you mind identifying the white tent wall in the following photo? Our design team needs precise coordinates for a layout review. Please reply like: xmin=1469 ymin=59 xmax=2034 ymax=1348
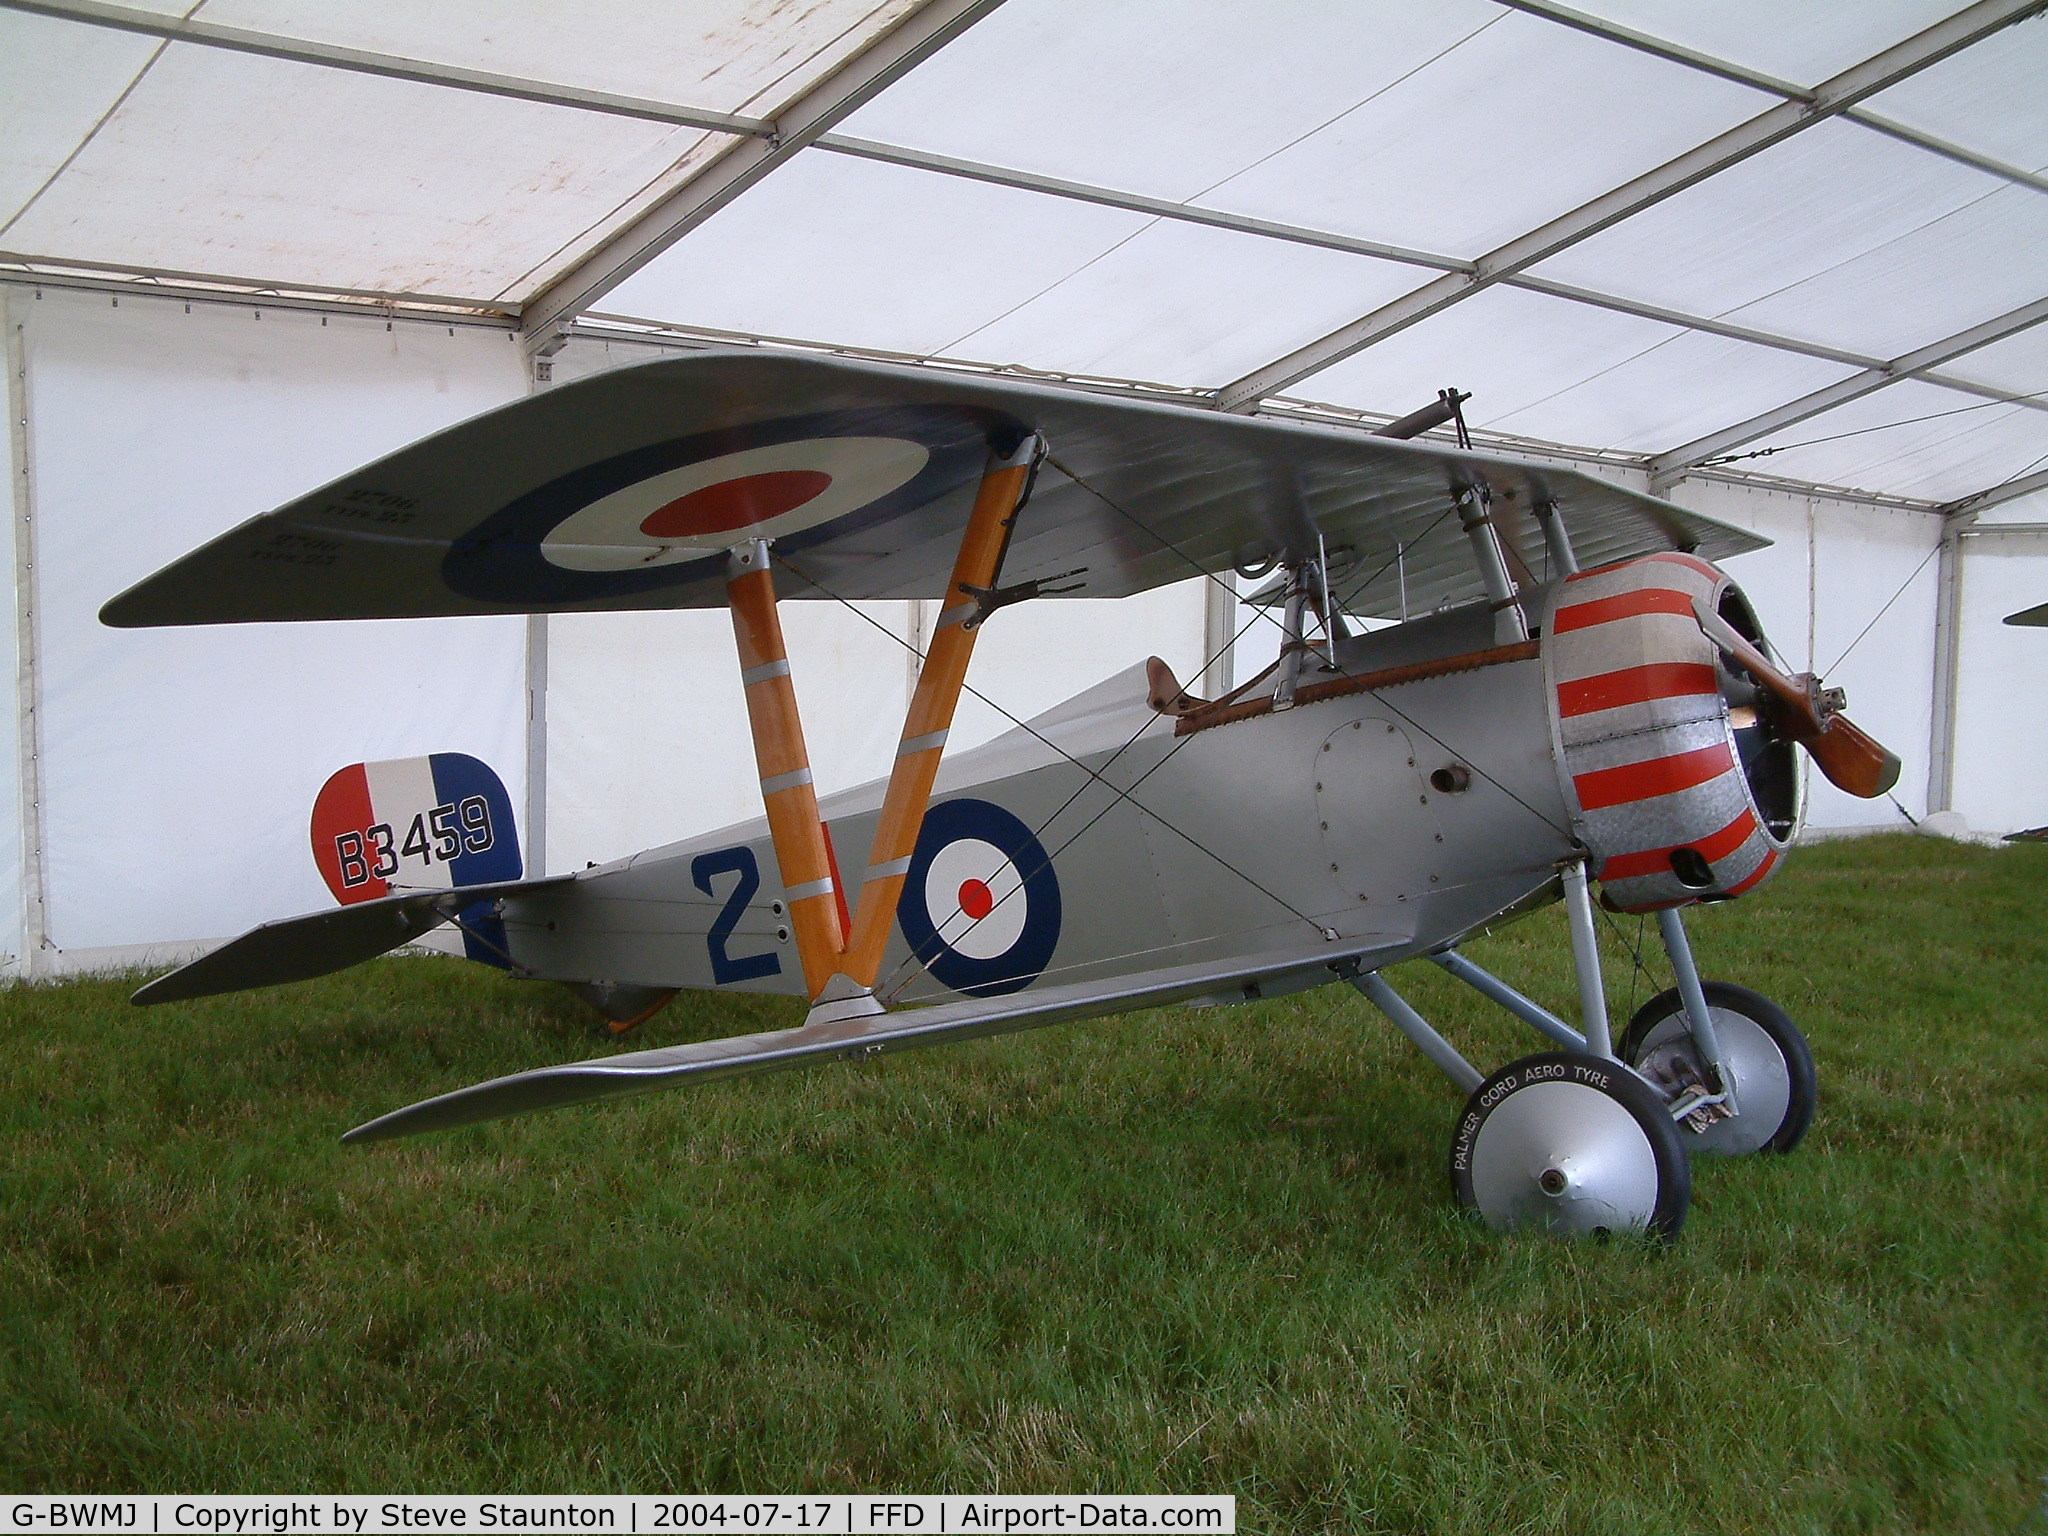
xmin=5 ymin=284 xmax=531 ymax=976
xmin=0 ymin=290 xmax=28 ymax=973
xmin=1 ymin=287 xmax=2039 ymax=977
xmin=1949 ymin=503 xmax=2048 ymax=836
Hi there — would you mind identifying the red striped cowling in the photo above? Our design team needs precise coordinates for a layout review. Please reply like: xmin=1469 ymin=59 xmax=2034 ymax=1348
xmin=1542 ymin=552 xmax=1792 ymax=912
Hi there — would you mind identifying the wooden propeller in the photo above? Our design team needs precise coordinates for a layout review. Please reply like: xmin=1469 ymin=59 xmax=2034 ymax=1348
xmin=1692 ymin=600 xmax=1901 ymax=800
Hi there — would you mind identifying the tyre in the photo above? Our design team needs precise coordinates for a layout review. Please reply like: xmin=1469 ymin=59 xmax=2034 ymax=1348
xmin=1620 ymin=983 xmax=1815 ymax=1156
xmin=1450 ymin=1051 xmax=1691 ymax=1240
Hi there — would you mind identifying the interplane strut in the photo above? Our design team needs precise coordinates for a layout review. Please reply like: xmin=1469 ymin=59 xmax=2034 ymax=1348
xmin=724 ymin=435 xmax=1043 ymax=1021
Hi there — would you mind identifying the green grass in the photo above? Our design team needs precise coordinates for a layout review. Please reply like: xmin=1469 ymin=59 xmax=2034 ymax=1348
xmin=1 ymin=833 xmax=2045 ymax=1531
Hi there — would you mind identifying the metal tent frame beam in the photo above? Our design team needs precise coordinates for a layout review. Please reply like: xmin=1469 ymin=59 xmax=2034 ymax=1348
xmin=1942 ymin=465 xmax=2048 ymax=517
xmin=0 ymin=0 xmax=771 ymax=135
xmin=516 ymin=0 xmax=1007 ymax=344
xmin=1649 ymin=295 xmax=2048 ymax=487
xmin=13 ymin=0 xmax=2045 ymax=422
xmin=817 ymin=137 xmax=2048 ymax=418
xmin=1497 ymin=0 xmax=2048 ymax=197
xmin=1214 ymin=0 xmax=2048 ymax=413
xmin=19 ymin=0 xmax=2043 ymax=205
xmin=0 ymin=248 xmax=514 ymax=315
xmin=0 ymin=0 xmax=1009 ymax=340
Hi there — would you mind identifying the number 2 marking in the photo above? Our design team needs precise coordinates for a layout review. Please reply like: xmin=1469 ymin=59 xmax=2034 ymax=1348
xmin=691 ymin=846 xmax=782 ymax=985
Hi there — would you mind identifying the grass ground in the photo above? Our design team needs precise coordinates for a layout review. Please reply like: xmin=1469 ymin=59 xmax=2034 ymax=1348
xmin=0 ymin=833 xmax=2043 ymax=1531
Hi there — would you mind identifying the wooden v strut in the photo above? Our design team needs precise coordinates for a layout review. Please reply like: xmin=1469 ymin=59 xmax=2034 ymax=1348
xmin=723 ymin=434 xmax=1043 ymax=1019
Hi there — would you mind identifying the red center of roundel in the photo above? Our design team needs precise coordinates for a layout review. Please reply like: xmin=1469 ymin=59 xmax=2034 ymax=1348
xmin=638 ymin=470 xmax=833 ymax=539
xmin=957 ymin=878 xmax=994 ymax=921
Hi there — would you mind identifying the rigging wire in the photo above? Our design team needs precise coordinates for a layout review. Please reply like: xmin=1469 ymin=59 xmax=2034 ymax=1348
xmin=1954 ymin=444 xmax=2048 ymax=511
xmin=1048 ymin=453 xmax=1571 ymax=838
xmin=1594 ymin=901 xmax=1662 ymax=1025
xmin=773 ymin=557 xmax=1333 ymax=997
xmin=1819 ymin=540 xmax=1942 ymax=675
xmin=1699 ymin=387 xmax=2048 ymax=468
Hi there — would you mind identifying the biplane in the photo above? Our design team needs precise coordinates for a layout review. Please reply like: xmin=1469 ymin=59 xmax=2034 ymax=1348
xmin=104 ymin=350 xmax=1902 ymax=1240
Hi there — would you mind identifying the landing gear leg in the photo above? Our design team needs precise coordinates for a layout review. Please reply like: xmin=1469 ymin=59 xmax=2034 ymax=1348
xmin=1442 ymin=860 xmax=1690 ymax=1237
xmin=1345 ymin=934 xmax=1692 ymax=1239
xmin=1623 ymin=908 xmax=1817 ymax=1155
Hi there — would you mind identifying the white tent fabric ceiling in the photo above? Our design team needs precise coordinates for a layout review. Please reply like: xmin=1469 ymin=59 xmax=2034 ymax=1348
xmin=2 ymin=0 xmax=2045 ymax=511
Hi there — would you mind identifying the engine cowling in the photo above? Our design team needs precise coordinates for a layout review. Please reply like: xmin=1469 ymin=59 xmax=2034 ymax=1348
xmin=1541 ymin=553 xmax=1803 ymax=912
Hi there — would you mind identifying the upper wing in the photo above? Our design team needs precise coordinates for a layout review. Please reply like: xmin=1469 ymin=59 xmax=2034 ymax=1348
xmin=342 ymin=937 xmax=1405 ymax=1143
xmin=103 ymin=349 xmax=1765 ymax=629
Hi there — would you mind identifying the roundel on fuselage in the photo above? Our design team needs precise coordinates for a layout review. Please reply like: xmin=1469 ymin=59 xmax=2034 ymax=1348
xmin=897 ymin=798 xmax=1061 ymax=998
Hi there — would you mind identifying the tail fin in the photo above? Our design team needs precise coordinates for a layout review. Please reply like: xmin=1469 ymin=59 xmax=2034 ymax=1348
xmin=311 ymin=752 xmax=521 ymax=966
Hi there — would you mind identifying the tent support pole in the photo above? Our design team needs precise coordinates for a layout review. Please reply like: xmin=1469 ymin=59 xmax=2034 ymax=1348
xmin=1927 ymin=512 xmax=1972 ymax=813
xmin=3 ymin=290 xmax=48 ymax=979
xmin=836 ymin=435 xmax=1042 ymax=997
xmin=725 ymin=540 xmax=847 ymax=1002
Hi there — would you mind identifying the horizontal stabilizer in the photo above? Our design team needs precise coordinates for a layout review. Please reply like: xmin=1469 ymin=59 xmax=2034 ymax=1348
xmin=343 ymin=937 xmax=1407 ymax=1143
xmin=132 ymin=875 xmax=573 ymax=1006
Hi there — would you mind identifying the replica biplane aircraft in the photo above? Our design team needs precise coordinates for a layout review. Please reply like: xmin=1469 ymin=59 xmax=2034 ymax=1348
xmin=105 ymin=351 xmax=1902 ymax=1240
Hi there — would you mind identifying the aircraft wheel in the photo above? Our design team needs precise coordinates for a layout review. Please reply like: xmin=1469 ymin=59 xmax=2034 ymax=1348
xmin=1451 ymin=1051 xmax=1690 ymax=1240
xmin=1620 ymin=983 xmax=1815 ymax=1156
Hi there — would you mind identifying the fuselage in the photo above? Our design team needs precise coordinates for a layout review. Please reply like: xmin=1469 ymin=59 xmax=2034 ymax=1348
xmin=502 ymin=554 xmax=1801 ymax=1012
xmin=504 ymin=599 xmax=1560 ymax=1004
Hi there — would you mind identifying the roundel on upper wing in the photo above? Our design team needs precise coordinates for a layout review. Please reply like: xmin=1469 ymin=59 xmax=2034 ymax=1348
xmin=897 ymin=798 xmax=1061 ymax=998
xmin=441 ymin=405 xmax=1019 ymax=605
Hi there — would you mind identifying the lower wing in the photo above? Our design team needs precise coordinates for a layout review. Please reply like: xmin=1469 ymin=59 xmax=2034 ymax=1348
xmin=344 ymin=936 xmax=1408 ymax=1143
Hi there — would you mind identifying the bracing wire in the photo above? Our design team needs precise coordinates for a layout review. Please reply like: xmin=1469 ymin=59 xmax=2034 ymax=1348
xmin=1044 ymin=454 xmax=1571 ymax=838
xmin=1594 ymin=901 xmax=1663 ymax=1024
xmin=773 ymin=557 xmax=1333 ymax=1001
xmin=1952 ymin=444 xmax=2048 ymax=514
xmin=1819 ymin=540 xmax=1942 ymax=675
xmin=1700 ymin=388 xmax=2048 ymax=468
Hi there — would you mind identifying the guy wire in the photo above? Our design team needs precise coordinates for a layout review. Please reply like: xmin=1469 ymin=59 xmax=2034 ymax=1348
xmin=774 ymin=558 xmax=1333 ymax=999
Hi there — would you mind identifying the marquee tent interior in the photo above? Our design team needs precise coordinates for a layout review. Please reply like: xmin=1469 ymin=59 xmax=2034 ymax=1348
xmin=1 ymin=0 xmax=2044 ymax=975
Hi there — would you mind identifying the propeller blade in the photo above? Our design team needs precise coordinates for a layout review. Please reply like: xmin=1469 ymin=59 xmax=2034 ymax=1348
xmin=1692 ymin=600 xmax=1900 ymax=800
xmin=1692 ymin=601 xmax=1824 ymax=732
xmin=1802 ymin=714 xmax=1902 ymax=800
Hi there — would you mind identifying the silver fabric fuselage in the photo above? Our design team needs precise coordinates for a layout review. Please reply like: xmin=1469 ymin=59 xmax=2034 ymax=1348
xmin=502 ymin=598 xmax=1578 ymax=1007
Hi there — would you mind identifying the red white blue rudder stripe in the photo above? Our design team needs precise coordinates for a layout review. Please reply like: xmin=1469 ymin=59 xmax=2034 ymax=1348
xmin=1542 ymin=553 xmax=1792 ymax=912
xmin=310 ymin=753 xmax=521 ymax=964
